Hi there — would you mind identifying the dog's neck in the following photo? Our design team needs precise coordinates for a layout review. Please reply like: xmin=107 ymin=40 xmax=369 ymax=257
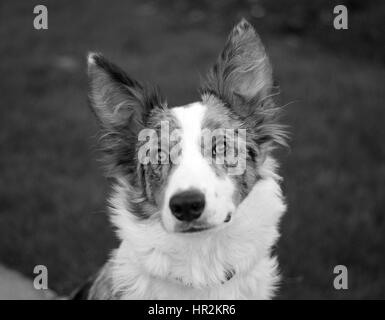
xmin=106 ymin=158 xmax=285 ymax=299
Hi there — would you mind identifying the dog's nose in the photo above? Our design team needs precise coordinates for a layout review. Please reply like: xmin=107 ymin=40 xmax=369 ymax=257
xmin=169 ymin=190 xmax=205 ymax=222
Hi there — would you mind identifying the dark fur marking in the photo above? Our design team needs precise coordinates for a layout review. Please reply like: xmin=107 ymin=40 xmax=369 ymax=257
xmin=138 ymin=108 xmax=181 ymax=209
xmin=201 ymin=95 xmax=260 ymax=203
xmin=225 ymin=268 xmax=236 ymax=281
xmin=220 ymin=268 xmax=236 ymax=284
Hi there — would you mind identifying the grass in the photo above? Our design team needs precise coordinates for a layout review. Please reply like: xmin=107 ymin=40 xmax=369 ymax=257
xmin=0 ymin=0 xmax=384 ymax=299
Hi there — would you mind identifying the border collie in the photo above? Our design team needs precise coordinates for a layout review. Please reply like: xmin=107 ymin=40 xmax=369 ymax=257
xmin=74 ymin=19 xmax=287 ymax=300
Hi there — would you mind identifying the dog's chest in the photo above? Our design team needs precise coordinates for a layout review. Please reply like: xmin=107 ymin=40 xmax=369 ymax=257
xmin=112 ymin=258 xmax=277 ymax=300
xmin=94 ymin=250 xmax=279 ymax=300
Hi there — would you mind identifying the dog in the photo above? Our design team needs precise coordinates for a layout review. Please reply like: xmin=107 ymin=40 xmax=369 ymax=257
xmin=73 ymin=18 xmax=287 ymax=300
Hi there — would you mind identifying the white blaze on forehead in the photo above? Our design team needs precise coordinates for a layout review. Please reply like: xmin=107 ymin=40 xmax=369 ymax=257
xmin=170 ymin=102 xmax=210 ymax=190
xmin=172 ymin=102 xmax=206 ymax=164
xmin=162 ymin=102 xmax=236 ymax=231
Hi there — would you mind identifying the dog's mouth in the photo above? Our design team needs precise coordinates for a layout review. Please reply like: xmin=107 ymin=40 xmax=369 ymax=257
xmin=175 ymin=212 xmax=233 ymax=233
xmin=180 ymin=225 xmax=212 ymax=233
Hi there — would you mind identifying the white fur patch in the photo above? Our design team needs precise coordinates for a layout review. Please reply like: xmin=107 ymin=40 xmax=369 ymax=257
xmin=161 ymin=102 xmax=236 ymax=232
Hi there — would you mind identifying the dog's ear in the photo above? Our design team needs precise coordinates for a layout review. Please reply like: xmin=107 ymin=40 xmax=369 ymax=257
xmin=87 ymin=52 xmax=164 ymax=130
xmin=202 ymin=19 xmax=286 ymax=149
xmin=201 ymin=19 xmax=272 ymax=115
xmin=87 ymin=53 xmax=165 ymax=176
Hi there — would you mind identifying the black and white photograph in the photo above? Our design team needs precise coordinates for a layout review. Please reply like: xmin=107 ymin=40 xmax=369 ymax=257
xmin=0 ymin=0 xmax=384 ymax=304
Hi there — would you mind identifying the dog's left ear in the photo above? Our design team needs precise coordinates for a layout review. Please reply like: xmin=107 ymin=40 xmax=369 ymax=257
xmin=202 ymin=18 xmax=272 ymax=115
xmin=202 ymin=19 xmax=286 ymax=148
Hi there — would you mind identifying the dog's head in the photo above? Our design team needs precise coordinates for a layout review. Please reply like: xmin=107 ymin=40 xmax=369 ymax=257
xmin=87 ymin=19 xmax=286 ymax=234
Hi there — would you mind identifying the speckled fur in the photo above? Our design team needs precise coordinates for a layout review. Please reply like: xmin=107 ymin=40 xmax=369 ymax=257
xmin=79 ymin=19 xmax=288 ymax=300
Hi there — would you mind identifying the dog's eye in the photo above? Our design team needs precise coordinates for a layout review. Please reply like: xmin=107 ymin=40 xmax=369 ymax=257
xmin=214 ymin=140 xmax=226 ymax=156
xmin=223 ymin=138 xmax=240 ymax=167
xmin=157 ymin=148 xmax=168 ymax=164
xmin=212 ymin=144 xmax=217 ymax=157
xmin=223 ymin=139 xmax=227 ymax=156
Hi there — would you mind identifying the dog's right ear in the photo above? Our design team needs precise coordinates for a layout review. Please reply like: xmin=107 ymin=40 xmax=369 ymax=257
xmin=87 ymin=52 xmax=164 ymax=130
xmin=87 ymin=53 xmax=165 ymax=176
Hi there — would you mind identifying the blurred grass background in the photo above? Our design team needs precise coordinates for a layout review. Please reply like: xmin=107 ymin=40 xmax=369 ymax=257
xmin=0 ymin=0 xmax=384 ymax=299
